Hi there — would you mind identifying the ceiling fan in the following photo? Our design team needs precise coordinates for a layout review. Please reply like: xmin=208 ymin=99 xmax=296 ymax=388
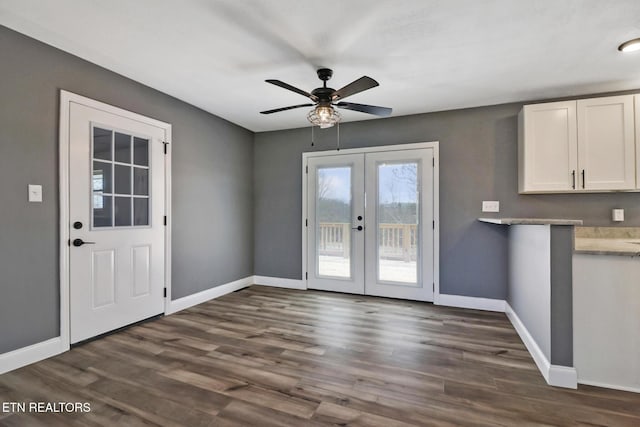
xmin=260 ymin=68 xmax=392 ymax=128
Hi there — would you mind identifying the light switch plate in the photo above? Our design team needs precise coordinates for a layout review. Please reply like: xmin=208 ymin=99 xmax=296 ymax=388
xmin=28 ymin=184 xmax=42 ymax=202
xmin=482 ymin=201 xmax=500 ymax=213
xmin=612 ymin=208 xmax=624 ymax=222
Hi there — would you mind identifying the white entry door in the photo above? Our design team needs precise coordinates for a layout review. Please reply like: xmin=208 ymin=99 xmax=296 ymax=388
xmin=306 ymin=146 xmax=436 ymax=302
xmin=68 ymin=99 xmax=168 ymax=343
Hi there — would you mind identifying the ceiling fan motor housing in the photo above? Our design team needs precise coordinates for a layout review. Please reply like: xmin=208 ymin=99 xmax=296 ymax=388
xmin=311 ymin=87 xmax=335 ymax=105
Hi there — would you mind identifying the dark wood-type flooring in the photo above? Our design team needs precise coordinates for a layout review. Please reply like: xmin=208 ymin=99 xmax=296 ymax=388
xmin=1 ymin=286 xmax=639 ymax=426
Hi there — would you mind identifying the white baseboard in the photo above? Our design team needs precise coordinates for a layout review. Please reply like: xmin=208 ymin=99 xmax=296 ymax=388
xmin=549 ymin=365 xmax=578 ymax=389
xmin=253 ymin=275 xmax=306 ymax=290
xmin=505 ymin=302 xmax=551 ymax=383
xmin=578 ymin=380 xmax=640 ymax=394
xmin=505 ymin=302 xmax=577 ymax=389
xmin=0 ymin=337 xmax=65 ymax=375
xmin=166 ymin=276 xmax=253 ymax=315
xmin=435 ymin=294 xmax=506 ymax=312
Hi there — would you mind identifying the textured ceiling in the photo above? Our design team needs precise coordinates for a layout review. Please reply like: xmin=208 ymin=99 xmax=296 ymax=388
xmin=2 ymin=0 xmax=640 ymax=132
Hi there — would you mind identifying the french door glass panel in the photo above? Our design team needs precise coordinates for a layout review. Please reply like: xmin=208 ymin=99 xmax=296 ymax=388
xmin=307 ymin=154 xmax=365 ymax=294
xmin=316 ymin=166 xmax=352 ymax=279
xmin=364 ymin=148 xmax=434 ymax=301
xmin=377 ymin=161 xmax=419 ymax=285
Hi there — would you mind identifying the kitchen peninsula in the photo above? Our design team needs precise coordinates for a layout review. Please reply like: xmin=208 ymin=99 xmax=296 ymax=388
xmin=479 ymin=217 xmax=583 ymax=389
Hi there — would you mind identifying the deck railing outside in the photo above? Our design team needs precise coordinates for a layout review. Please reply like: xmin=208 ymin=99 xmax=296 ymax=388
xmin=318 ymin=222 xmax=417 ymax=261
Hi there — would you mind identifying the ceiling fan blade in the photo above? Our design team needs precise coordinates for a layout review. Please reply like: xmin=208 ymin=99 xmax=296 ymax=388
xmin=265 ymin=79 xmax=318 ymax=102
xmin=335 ymin=102 xmax=392 ymax=116
xmin=331 ymin=76 xmax=379 ymax=101
xmin=260 ymin=103 xmax=314 ymax=114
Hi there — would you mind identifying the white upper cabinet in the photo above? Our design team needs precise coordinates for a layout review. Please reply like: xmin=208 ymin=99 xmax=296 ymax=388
xmin=519 ymin=101 xmax=578 ymax=193
xmin=577 ymin=95 xmax=635 ymax=191
xmin=519 ymin=94 xmax=637 ymax=193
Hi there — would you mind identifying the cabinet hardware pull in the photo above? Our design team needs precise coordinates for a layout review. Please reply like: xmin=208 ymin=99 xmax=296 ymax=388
xmin=572 ymin=170 xmax=576 ymax=189
xmin=581 ymin=169 xmax=585 ymax=189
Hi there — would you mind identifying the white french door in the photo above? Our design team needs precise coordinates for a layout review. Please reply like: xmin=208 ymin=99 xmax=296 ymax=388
xmin=306 ymin=145 xmax=436 ymax=302
xmin=307 ymin=154 xmax=365 ymax=294
xmin=67 ymin=97 xmax=168 ymax=344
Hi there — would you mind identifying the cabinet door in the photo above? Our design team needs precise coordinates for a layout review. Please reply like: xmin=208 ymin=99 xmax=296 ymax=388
xmin=577 ymin=95 xmax=635 ymax=190
xmin=519 ymin=101 xmax=577 ymax=193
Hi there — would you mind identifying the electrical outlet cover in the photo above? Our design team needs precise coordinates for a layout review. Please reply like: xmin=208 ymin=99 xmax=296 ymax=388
xmin=482 ymin=201 xmax=500 ymax=213
xmin=612 ymin=209 xmax=624 ymax=222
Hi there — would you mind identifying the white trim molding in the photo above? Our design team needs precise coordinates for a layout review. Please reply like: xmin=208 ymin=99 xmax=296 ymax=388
xmin=0 ymin=338 xmax=65 ymax=375
xmin=166 ymin=276 xmax=253 ymax=315
xmin=550 ymin=365 xmax=579 ymax=389
xmin=253 ymin=276 xmax=306 ymax=290
xmin=505 ymin=302 xmax=577 ymax=389
xmin=436 ymin=294 xmax=506 ymax=312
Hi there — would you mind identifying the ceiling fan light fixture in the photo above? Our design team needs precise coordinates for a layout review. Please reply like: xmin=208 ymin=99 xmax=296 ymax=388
xmin=618 ymin=38 xmax=640 ymax=52
xmin=308 ymin=105 xmax=341 ymax=128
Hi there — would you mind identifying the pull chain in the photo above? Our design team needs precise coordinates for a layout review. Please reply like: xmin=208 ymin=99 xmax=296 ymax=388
xmin=311 ymin=125 xmax=314 ymax=147
xmin=336 ymin=121 xmax=340 ymax=151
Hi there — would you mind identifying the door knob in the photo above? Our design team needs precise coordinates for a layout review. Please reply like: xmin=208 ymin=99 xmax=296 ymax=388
xmin=352 ymin=225 xmax=363 ymax=231
xmin=72 ymin=238 xmax=95 ymax=247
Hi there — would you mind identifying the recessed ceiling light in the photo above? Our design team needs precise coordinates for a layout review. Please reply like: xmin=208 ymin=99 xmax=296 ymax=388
xmin=618 ymin=38 xmax=640 ymax=52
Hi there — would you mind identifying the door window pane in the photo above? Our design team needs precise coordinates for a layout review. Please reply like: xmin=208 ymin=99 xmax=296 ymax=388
xmin=133 ymin=167 xmax=149 ymax=195
xmin=93 ymin=161 xmax=112 ymax=193
xmin=377 ymin=162 xmax=419 ymax=284
xmin=115 ymin=197 xmax=132 ymax=226
xmin=134 ymin=198 xmax=149 ymax=226
xmin=114 ymin=164 xmax=132 ymax=195
xmin=114 ymin=132 xmax=131 ymax=163
xmin=134 ymin=137 xmax=149 ymax=166
xmin=93 ymin=128 xmax=112 ymax=160
xmin=316 ymin=166 xmax=352 ymax=278
xmin=93 ymin=195 xmax=113 ymax=227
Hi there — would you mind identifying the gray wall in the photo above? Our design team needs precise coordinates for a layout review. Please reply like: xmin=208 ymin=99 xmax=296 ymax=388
xmin=0 ymin=26 xmax=253 ymax=353
xmin=254 ymin=100 xmax=640 ymax=299
xmin=550 ymin=225 xmax=574 ymax=366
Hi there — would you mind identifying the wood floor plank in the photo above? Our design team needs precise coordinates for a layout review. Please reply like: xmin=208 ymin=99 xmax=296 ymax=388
xmin=1 ymin=285 xmax=639 ymax=426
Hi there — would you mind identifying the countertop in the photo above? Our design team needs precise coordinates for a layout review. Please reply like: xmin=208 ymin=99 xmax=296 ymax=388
xmin=574 ymin=238 xmax=640 ymax=256
xmin=574 ymin=227 xmax=640 ymax=256
xmin=478 ymin=217 xmax=584 ymax=226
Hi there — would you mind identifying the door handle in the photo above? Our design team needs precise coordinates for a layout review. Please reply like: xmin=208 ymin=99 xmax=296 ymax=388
xmin=581 ymin=169 xmax=585 ymax=189
xmin=571 ymin=170 xmax=576 ymax=189
xmin=352 ymin=225 xmax=363 ymax=231
xmin=72 ymin=238 xmax=95 ymax=247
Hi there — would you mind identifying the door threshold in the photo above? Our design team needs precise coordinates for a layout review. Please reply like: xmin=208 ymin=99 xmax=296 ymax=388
xmin=71 ymin=314 xmax=163 ymax=347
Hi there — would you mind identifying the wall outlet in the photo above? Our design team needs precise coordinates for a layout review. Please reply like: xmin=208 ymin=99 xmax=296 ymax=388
xmin=612 ymin=209 xmax=624 ymax=222
xmin=28 ymin=184 xmax=42 ymax=202
xmin=482 ymin=201 xmax=500 ymax=213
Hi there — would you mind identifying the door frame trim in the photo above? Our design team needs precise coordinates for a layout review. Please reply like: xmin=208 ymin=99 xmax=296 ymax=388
xmin=59 ymin=90 xmax=172 ymax=351
xmin=301 ymin=141 xmax=440 ymax=300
